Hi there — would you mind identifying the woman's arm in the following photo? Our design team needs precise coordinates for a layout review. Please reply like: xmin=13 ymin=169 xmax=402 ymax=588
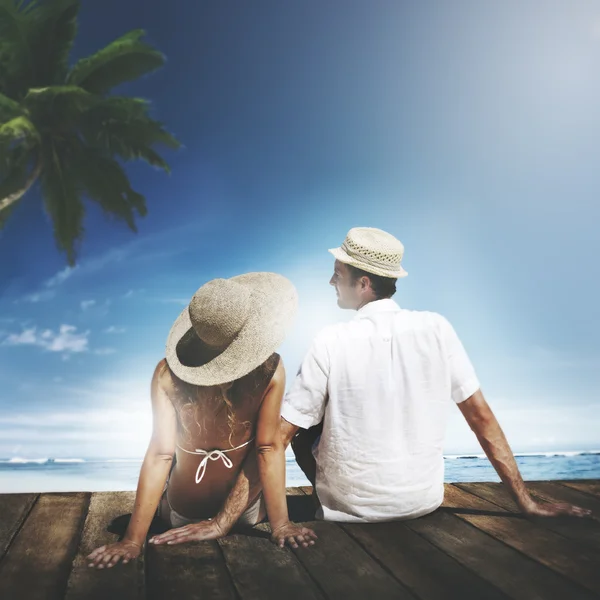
xmin=123 ymin=359 xmax=178 ymax=547
xmin=255 ymin=359 xmax=317 ymax=547
xmin=255 ymin=359 xmax=289 ymax=531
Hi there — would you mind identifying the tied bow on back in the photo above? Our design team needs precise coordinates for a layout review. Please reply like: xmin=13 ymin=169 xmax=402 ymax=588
xmin=193 ymin=448 xmax=234 ymax=484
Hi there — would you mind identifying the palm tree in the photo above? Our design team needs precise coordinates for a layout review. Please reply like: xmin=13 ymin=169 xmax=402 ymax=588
xmin=0 ymin=0 xmax=181 ymax=266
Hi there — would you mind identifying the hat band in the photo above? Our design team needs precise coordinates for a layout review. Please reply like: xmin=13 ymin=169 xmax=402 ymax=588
xmin=341 ymin=240 xmax=402 ymax=273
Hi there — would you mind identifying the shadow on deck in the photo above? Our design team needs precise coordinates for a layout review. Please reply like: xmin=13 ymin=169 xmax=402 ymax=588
xmin=1 ymin=481 xmax=599 ymax=599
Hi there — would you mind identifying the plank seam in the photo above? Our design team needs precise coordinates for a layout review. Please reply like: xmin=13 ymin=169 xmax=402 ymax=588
xmin=59 ymin=492 xmax=93 ymax=600
xmin=0 ymin=493 xmax=40 ymax=571
xmin=555 ymin=481 xmax=600 ymax=500
xmin=288 ymin=539 xmax=332 ymax=600
xmin=217 ymin=539 xmax=244 ymax=600
xmin=336 ymin=522 xmax=425 ymax=600
xmin=441 ymin=484 xmax=598 ymax=597
xmin=452 ymin=482 xmax=598 ymax=546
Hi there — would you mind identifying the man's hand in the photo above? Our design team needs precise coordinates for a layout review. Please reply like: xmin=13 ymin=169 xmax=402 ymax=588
xmin=148 ymin=519 xmax=226 ymax=545
xmin=520 ymin=498 xmax=593 ymax=519
xmin=86 ymin=540 xmax=142 ymax=569
xmin=270 ymin=521 xmax=318 ymax=549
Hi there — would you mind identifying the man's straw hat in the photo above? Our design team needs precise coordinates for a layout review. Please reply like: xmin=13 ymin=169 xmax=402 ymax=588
xmin=328 ymin=227 xmax=408 ymax=278
xmin=165 ymin=272 xmax=298 ymax=386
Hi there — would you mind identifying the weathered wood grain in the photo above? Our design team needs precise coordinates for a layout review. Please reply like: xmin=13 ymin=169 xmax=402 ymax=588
xmin=559 ymin=481 xmax=600 ymax=499
xmin=64 ymin=491 xmax=144 ymax=600
xmin=0 ymin=492 xmax=89 ymax=600
xmin=526 ymin=481 xmax=600 ymax=518
xmin=405 ymin=509 xmax=597 ymax=600
xmin=218 ymin=531 xmax=323 ymax=600
xmin=455 ymin=482 xmax=600 ymax=550
xmin=339 ymin=520 xmax=511 ymax=600
xmin=442 ymin=485 xmax=600 ymax=595
xmin=147 ymin=541 xmax=237 ymax=600
xmin=290 ymin=520 xmax=417 ymax=600
xmin=0 ymin=493 xmax=38 ymax=561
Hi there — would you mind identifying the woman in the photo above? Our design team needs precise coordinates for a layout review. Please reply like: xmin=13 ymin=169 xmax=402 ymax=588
xmin=86 ymin=273 xmax=317 ymax=569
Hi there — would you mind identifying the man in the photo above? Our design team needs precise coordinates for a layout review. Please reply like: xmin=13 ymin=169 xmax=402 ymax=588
xmin=150 ymin=227 xmax=591 ymax=543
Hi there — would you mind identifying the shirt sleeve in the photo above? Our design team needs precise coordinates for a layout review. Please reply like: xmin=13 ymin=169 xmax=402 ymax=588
xmin=438 ymin=315 xmax=481 ymax=404
xmin=280 ymin=331 xmax=330 ymax=429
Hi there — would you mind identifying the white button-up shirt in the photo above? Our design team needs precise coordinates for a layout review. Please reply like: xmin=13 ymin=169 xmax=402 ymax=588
xmin=281 ymin=298 xmax=480 ymax=522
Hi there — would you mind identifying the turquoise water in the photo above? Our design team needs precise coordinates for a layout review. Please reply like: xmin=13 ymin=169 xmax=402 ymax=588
xmin=1 ymin=451 xmax=598 ymax=493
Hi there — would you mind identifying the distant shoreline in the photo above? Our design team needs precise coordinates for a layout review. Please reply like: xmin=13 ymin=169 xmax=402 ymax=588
xmin=2 ymin=449 xmax=600 ymax=464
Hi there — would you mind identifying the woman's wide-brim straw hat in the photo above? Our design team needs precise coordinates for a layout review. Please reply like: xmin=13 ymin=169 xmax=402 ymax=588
xmin=165 ymin=272 xmax=298 ymax=386
xmin=328 ymin=227 xmax=408 ymax=278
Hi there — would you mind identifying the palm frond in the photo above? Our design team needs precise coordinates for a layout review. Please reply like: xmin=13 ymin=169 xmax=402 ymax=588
xmin=29 ymin=0 xmax=80 ymax=85
xmin=78 ymin=95 xmax=180 ymax=171
xmin=0 ymin=0 xmax=39 ymax=96
xmin=80 ymin=95 xmax=153 ymax=122
xmin=81 ymin=119 xmax=179 ymax=173
xmin=73 ymin=146 xmax=147 ymax=231
xmin=39 ymin=136 xmax=85 ymax=266
xmin=66 ymin=29 xmax=165 ymax=95
xmin=0 ymin=115 xmax=40 ymax=154
xmin=23 ymin=85 xmax=98 ymax=131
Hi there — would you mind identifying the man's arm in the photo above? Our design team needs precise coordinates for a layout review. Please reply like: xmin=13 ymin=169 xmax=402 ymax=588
xmin=214 ymin=332 xmax=328 ymax=533
xmin=214 ymin=415 xmax=299 ymax=534
xmin=458 ymin=389 xmax=592 ymax=518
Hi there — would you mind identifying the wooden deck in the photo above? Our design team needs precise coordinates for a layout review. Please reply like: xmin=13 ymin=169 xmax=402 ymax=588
xmin=0 ymin=480 xmax=599 ymax=599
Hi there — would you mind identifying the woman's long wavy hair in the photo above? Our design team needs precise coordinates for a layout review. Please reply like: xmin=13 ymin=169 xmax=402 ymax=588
xmin=169 ymin=337 xmax=265 ymax=448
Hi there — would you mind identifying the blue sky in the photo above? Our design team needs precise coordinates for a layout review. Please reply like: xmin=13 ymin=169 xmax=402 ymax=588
xmin=0 ymin=0 xmax=599 ymax=458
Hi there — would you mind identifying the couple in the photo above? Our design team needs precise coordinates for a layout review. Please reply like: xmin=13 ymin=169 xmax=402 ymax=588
xmin=87 ymin=226 xmax=592 ymax=569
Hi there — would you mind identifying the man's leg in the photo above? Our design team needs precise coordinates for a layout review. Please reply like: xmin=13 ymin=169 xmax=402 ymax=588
xmin=290 ymin=421 xmax=323 ymax=487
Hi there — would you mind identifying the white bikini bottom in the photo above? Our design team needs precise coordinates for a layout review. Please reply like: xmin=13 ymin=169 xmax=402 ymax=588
xmin=157 ymin=480 xmax=265 ymax=529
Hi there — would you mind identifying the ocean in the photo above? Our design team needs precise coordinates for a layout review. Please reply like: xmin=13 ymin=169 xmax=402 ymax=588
xmin=1 ymin=450 xmax=599 ymax=493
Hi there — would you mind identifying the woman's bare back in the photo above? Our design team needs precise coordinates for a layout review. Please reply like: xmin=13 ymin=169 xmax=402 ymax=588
xmin=161 ymin=352 xmax=281 ymax=518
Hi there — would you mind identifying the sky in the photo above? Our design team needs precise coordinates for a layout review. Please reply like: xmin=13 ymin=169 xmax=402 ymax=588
xmin=0 ymin=0 xmax=599 ymax=458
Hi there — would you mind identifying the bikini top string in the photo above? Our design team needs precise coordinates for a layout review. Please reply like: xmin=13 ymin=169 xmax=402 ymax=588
xmin=175 ymin=437 xmax=255 ymax=484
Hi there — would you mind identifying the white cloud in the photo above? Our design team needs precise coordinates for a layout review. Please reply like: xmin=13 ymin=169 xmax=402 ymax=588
xmin=80 ymin=300 xmax=96 ymax=311
xmin=45 ymin=265 xmax=79 ymax=288
xmin=104 ymin=326 xmax=126 ymax=334
xmin=19 ymin=290 xmax=56 ymax=303
xmin=148 ymin=297 xmax=189 ymax=305
xmin=3 ymin=328 xmax=38 ymax=345
xmin=1 ymin=324 xmax=90 ymax=354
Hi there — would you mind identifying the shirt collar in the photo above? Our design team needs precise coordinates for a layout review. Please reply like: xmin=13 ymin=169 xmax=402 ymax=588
xmin=354 ymin=298 xmax=401 ymax=319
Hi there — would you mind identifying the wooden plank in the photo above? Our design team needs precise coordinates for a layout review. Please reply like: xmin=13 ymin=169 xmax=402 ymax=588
xmin=442 ymin=485 xmax=600 ymax=595
xmin=559 ymin=481 xmax=600 ymax=499
xmin=64 ymin=491 xmax=145 ymax=600
xmin=405 ymin=509 xmax=598 ymax=600
xmin=525 ymin=481 xmax=600 ymax=517
xmin=218 ymin=531 xmax=323 ymax=600
xmin=215 ymin=489 xmax=322 ymax=599
xmin=0 ymin=493 xmax=38 ymax=561
xmin=147 ymin=541 xmax=237 ymax=600
xmin=0 ymin=492 xmax=90 ymax=600
xmin=339 ymin=521 xmax=510 ymax=600
xmin=455 ymin=482 xmax=600 ymax=550
xmin=289 ymin=520 xmax=416 ymax=600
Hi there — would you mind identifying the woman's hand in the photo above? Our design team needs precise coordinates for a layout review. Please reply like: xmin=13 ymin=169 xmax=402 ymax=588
xmin=148 ymin=519 xmax=226 ymax=545
xmin=271 ymin=521 xmax=318 ymax=549
xmin=520 ymin=499 xmax=593 ymax=519
xmin=86 ymin=540 xmax=142 ymax=569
